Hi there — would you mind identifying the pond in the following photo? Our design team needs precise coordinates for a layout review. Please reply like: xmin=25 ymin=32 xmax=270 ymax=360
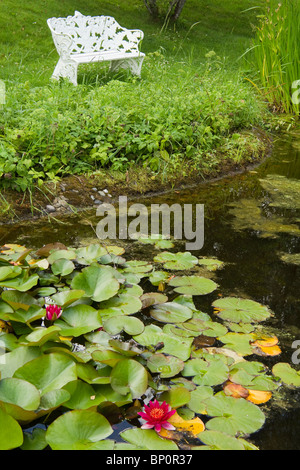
xmin=1 ymin=128 xmax=300 ymax=450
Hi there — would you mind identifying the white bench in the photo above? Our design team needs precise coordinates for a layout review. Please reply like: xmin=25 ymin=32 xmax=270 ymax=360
xmin=47 ymin=11 xmax=145 ymax=85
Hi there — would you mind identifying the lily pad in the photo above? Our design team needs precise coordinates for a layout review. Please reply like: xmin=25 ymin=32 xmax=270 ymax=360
xmin=0 ymin=408 xmax=23 ymax=450
xmin=71 ymin=264 xmax=120 ymax=302
xmin=55 ymin=304 xmax=102 ymax=337
xmin=198 ymin=430 xmax=246 ymax=450
xmin=110 ymin=359 xmax=148 ymax=398
xmin=168 ymin=276 xmax=218 ymax=295
xmin=120 ymin=428 xmax=178 ymax=450
xmin=147 ymin=353 xmax=185 ymax=378
xmin=150 ymin=302 xmax=193 ymax=323
xmin=213 ymin=297 xmax=272 ymax=324
xmin=198 ymin=257 xmax=225 ymax=271
xmin=99 ymin=294 xmax=142 ymax=316
xmin=154 ymin=251 xmax=198 ymax=270
xmin=205 ymin=392 xmax=265 ymax=436
xmin=103 ymin=315 xmax=144 ymax=336
xmin=45 ymin=409 xmax=113 ymax=450
xmin=272 ymin=362 xmax=300 ymax=387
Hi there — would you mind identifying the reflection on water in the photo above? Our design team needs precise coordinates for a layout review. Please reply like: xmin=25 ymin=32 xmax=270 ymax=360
xmin=0 ymin=129 xmax=300 ymax=450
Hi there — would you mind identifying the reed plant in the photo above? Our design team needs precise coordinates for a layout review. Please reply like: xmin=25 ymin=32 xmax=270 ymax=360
xmin=249 ymin=0 xmax=300 ymax=114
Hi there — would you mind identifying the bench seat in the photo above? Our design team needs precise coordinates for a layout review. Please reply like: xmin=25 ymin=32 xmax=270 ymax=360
xmin=47 ymin=11 xmax=145 ymax=85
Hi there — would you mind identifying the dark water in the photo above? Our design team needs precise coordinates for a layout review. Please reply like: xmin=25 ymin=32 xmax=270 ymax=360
xmin=1 ymin=129 xmax=300 ymax=450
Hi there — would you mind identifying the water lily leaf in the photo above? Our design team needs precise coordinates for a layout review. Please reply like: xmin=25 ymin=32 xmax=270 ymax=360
xmin=218 ymin=333 xmax=254 ymax=356
xmin=55 ymin=304 xmax=102 ymax=337
xmin=148 ymin=270 xmax=169 ymax=286
xmin=154 ymin=251 xmax=198 ymax=270
xmin=150 ymin=302 xmax=193 ymax=323
xmin=0 ymin=377 xmax=40 ymax=412
xmin=50 ymin=289 xmax=85 ymax=308
xmin=99 ymin=294 xmax=142 ymax=316
xmin=138 ymin=234 xmax=174 ymax=250
xmin=198 ymin=257 xmax=225 ymax=271
xmin=198 ymin=430 xmax=246 ymax=450
xmin=0 ymin=271 xmax=39 ymax=292
xmin=188 ymin=385 xmax=214 ymax=414
xmin=21 ymin=427 xmax=48 ymax=450
xmin=182 ymin=358 xmax=229 ymax=387
xmin=47 ymin=249 xmax=76 ymax=264
xmin=120 ymin=428 xmax=178 ymax=450
xmin=246 ymin=389 xmax=272 ymax=405
xmin=133 ymin=324 xmax=193 ymax=361
xmin=159 ymin=411 xmax=205 ymax=439
xmin=51 ymin=259 xmax=75 ymax=276
xmin=168 ymin=275 xmax=218 ymax=295
xmin=14 ymin=352 xmax=77 ymax=395
xmin=45 ymin=409 xmax=113 ymax=450
xmin=103 ymin=315 xmax=144 ymax=336
xmin=205 ymin=392 xmax=265 ymax=436
xmin=0 ymin=265 xmax=22 ymax=281
xmin=140 ymin=292 xmax=168 ymax=309
xmin=252 ymin=343 xmax=281 ymax=357
xmin=223 ymin=382 xmax=249 ymax=399
xmin=147 ymin=353 xmax=184 ymax=378
xmin=160 ymin=386 xmax=191 ymax=409
xmin=0 ymin=346 xmax=41 ymax=379
xmin=272 ymin=363 xmax=300 ymax=387
xmin=110 ymin=359 xmax=148 ymax=398
xmin=62 ymin=380 xmax=106 ymax=409
xmin=213 ymin=297 xmax=272 ymax=324
xmin=123 ymin=260 xmax=153 ymax=274
xmin=23 ymin=325 xmax=61 ymax=346
xmin=71 ymin=264 xmax=120 ymax=302
xmin=1 ymin=290 xmax=37 ymax=313
xmin=0 ymin=408 xmax=23 ymax=450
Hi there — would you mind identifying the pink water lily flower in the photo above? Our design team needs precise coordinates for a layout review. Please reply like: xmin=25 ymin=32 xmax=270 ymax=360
xmin=45 ymin=304 xmax=62 ymax=321
xmin=138 ymin=399 xmax=176 ymax=433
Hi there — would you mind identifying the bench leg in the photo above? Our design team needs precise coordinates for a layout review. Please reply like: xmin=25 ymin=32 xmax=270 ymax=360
xmin=51 ymin=58 xmax=79 ymax=86
xmin=109 ymin=57 xmax=144 ymax=77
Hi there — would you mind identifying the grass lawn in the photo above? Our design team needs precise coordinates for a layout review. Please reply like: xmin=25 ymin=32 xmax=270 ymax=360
xmin=0 ymin=0 xmax=281 ymax=218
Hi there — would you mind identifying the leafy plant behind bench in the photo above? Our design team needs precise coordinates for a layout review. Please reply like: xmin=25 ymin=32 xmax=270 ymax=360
xmin=0 ymin=53 xmax=264 ymax=191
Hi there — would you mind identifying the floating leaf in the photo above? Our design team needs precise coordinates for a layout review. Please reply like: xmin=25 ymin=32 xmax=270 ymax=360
xmin=71 ymin=264 xmax=120 ymax=302
xmin=168 ymin=275 xmax=218 ymax=295
xmin=272 ymin=363 xmax=300 ymax=387
xmin=120 ymin=428 xmax=178 ymax=450
xmin=55 ymin=304 xmax=102 ymax=337
xmin=188 ymin=385 xmax=214 ymax=414
xmin=205 ymin=392 xmax=265 ymax=436
xmin=140 ymin=292 xmax=168 ymax=309
xmin=159 ymin=411 xmax=205 ymax=439
xmin=14 ymin=352 xmax=77 ymax=395
xmin=99 ymin=294 xmax=142 ymax=316
xmin=198 ymin=430 xmax=246 ymax=450
xmin=246 ymin=389 xmax=272 ymax=405
xmin=160 ymin=386 xmax=191 ymax=409
xmin=182 ymin=358 xmax=229 ymax=387
xmin=103 ymin=315 xmax=144 ymax=336
xmin=147 ymin=353 xmax=184 ymax=378
xmin=45 ymin=409 xmax=113 ymax=450
xmin=154 ymin=251 xmax=198 ymax=270
xmin=51 ymin=259 xmax=75 ymax=276
xmin=110 ymin=359 xmax=148 ymax=398
xmin=123 ymin=260 xmax=153 ymax=274
xmin=50 ymin=290 xmax=85 ymax=308
xmin=198 ymin=257 xmax=225 ymax=271
xmin=213 ymin=297 xmax=272 ymax=323
xmin=150 ymin=302 xmax=193 ymax=324
xmin=0 ymin=408 xmax=23 ymax=450
xmin=223 ymin=381 xmax=249 ymax=399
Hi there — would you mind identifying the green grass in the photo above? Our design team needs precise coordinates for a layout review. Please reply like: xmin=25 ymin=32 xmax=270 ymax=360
xmin=0 ymin=0 xmax=274 ymax=194
xmin=0 ymin=0 xmax=264 ymax=86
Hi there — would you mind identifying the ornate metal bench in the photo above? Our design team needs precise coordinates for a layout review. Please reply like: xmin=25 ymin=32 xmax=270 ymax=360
xmin=47 ymin=11 xmax=145 ymax=85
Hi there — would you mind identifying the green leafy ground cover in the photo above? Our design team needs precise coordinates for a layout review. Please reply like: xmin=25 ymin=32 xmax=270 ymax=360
xmin=0 ymin=241 xmax=299 ymax=450
xmin=0 ymin=0 xmax=274 ymax=197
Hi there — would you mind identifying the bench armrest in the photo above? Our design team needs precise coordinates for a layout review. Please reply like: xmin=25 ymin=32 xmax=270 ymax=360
xmin=47 ymin=20 xmax=73 ymax=58
xmin=126 ymin=29 xmax=144 ymax=51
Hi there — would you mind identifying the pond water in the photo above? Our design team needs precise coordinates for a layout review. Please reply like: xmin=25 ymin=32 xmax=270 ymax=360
xmin=1 ymin=128 xmax=300 ymax=450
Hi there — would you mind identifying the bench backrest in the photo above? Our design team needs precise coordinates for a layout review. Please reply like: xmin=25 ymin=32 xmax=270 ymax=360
xmin=47 ymin=11 xmax=143 ymax=55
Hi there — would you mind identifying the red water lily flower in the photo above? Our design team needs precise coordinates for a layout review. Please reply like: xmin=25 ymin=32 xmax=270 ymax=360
xmin=138 ymin=400 xmax=176 ymax=432
xmin=45 ymin=304 xmax=62 ymax=321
